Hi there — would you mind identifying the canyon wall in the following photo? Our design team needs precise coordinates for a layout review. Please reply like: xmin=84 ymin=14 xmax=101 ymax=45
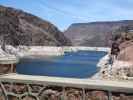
xmin=0 ymin=5 xmax=71 ymax=46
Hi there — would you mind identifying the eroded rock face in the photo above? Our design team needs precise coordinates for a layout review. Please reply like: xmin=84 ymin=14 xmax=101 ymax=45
xmin=0 ymin=5 xmax=71 ymax=46
xmin=118 ymin=44 xmax=133 ymax=62
xmin=109 ymin=26 xmax=133 ymax=80
xmin=64 ymin=20 xmax=133 ymax=46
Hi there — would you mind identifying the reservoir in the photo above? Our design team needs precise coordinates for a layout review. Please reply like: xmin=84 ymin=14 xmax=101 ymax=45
xmin=16 ymin=51 xmax=106 ymax=78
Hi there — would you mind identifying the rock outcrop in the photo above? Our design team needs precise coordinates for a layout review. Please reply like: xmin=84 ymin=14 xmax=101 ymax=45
xmin=0 ymin=5 xmax=71 ymax=46
xmin=111 ymin=25 xmax=133 ymax=62
xmin=106 ymin=26 xmax=133 ymax=80
xmin=64 ymin=20 xmax=133 ymax=46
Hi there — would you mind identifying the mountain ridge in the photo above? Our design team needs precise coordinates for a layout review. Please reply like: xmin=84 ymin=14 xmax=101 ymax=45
xmin=64 ymin=20 xmax=133 ymax=46
xmin=0 ymin=5 xmax=71 ymax=46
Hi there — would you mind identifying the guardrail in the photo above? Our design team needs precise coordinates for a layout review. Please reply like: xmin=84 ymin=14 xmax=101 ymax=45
xmin=0 ymin=73 xmax=133 ymax=100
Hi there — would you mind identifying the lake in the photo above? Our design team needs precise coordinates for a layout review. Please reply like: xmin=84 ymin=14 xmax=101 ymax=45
xmin=16 ymin=51 xmax=106 ymax=78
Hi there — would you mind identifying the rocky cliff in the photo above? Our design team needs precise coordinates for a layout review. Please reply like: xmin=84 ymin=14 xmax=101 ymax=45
xmin=108 ymin=26 xmax=133 ymax=79
xmin=64 ymin=20 xmax=133 ymax=47
xmin=0 ymin=5 xmax=71 ymax=46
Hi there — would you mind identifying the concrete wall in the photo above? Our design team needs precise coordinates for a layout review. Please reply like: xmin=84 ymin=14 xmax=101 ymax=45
xmin=0 ymin=74 xmax=133 ymax=100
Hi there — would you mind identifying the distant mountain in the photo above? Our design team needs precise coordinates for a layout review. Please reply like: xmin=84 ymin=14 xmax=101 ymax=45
xmin=0 ymin=5 xmax=71 ymax=46
xmin=64 ymin=20 xmax=133 ymax=47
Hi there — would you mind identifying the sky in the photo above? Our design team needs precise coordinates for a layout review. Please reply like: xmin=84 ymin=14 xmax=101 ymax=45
xmin=0 ymin=0 xmax=133 ymax=31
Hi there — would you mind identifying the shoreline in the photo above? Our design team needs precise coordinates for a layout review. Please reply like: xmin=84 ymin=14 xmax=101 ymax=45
xmin=4 ymin=45 xmax=110 ymax=58
xmin=91 ymin=51 xmax=111 ymax=79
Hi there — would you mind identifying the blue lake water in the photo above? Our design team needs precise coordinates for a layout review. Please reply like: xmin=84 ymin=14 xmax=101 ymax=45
xmin=16 ymin=51 xmax=107 ymax=78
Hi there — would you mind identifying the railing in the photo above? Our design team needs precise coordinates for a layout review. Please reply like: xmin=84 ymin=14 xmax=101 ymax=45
xmin=0 ymin=73 xmax=133 ymax=100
